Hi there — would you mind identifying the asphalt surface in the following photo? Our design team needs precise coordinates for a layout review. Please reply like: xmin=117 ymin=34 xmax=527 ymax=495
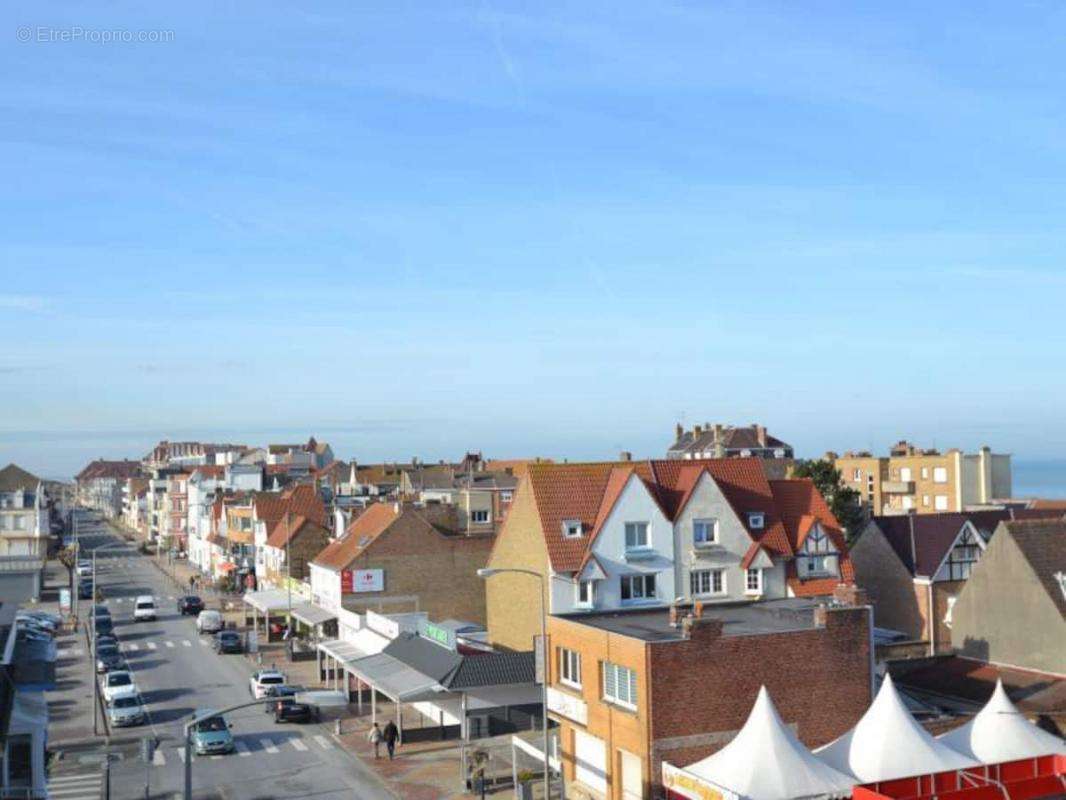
xmin=49 ymin=512 xmax=395 ymax=800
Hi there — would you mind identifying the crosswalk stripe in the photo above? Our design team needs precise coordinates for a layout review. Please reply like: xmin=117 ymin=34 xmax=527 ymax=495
xmin=199 ymin=639 xmax=209 ymax=647
xmin=313 ymin=734 xmax=332 ymax=749
xmin=147 ymin=642 xmax=157 ymax=650
xmin=125 ymin=643 xmax=139 ymax=652
xmin=182 ymin=640 xmax=192 ymax=647
xmin=165 ymin=641 xmax=174 ymax=648
xmin=260 ymin=738 xmax=278 ymax=754
xmin=235 ymin=741 xmax=251 ymax=757
xmin=291 ymin=738 xmax=308 ymax=751
xmin=175 ymin=748 xmax=186 ymax=763
xmin=48 ymin=787 xmax=102 ymax=798
xmin=152 ymin=749 xmax=166 ymax=766
xmin=47 ymin=774 xmax=103 ymax=786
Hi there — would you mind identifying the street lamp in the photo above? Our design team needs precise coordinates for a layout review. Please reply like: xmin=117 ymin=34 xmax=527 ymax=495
xmin=477 ymin=567 xmax=551 ymax=799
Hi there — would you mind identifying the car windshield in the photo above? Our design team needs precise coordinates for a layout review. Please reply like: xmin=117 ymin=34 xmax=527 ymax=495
xmin=113 ymin=696 xmax=140 ymax=709
xmin=220 ymin=632 xmax=238 ymax=640
xmin=185 ymin=596 xmax=201 ymax=603
xmin=108 ymin=674 xmax=131 ymax=687
xmin=97 ymin=646 xmax=118 ymax=657
xmin=196 ymin=716 xmax=227 ymax=732
xmin=136 ymin=601 xmax=154 ymax=609
xmin=260 ymin=675 xmax=283 ymax=685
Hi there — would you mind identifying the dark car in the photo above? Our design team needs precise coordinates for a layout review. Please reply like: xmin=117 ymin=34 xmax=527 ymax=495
xmin=262 ymin=685 xmax=302 ymax=712
xmin=95 ymin=634 xmax=118 ymax=651
xmin=78 ymin=580 xmax=94 ymax=600
xmin=95 ymin=644 xmax=123 ymax=673
xmin=92 ymin=604 xmax=110 ymax=619
xmin=213 ymin=630 xmax=242 ymax=654
xmin=272 ymin=697 xmax=318 ymax=724
xmin=177 ymin=596 xmax=204 ymax=616
xmin=93 ymin=616 xmax=113 ymax=637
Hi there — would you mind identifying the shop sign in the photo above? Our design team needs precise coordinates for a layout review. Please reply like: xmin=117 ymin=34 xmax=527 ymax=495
xmin=342 ymin=569 xmax=383 ymax=593
xmin=417 ymin=619 xmax=456 ymax=650
xmin=546 ymin=686 xmax=588 ymax=725
xmin=661 ymin=763 xmax=738 ymax=800
xmin=340 ymin=570 xmax=353 ymax=593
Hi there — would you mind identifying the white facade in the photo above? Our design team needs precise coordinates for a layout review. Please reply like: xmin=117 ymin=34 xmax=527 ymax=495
xmin=0 ymin=484 xmax=49 ymax=558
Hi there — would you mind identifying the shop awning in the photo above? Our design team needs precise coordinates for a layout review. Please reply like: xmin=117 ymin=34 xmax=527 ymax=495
xmin=242 ymin=589 xmax=292 ymax=614
xmin=318 ymin=638 xmax=370 ymax=665
xmin=291 ymin=602 xmax=336 ymax=628
xmin=218 ymin=561 xmax=237 ymax=573
xmin=346 ymin=652 xmax=444 ymax=703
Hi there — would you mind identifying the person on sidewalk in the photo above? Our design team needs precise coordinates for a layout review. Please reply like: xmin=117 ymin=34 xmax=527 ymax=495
xmin=367 ymin=722 xmax=383 ymax=759
xmin=382 ymin=720 xmax=399 ymax=760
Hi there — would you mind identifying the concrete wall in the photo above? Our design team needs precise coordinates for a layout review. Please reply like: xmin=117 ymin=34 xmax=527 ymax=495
xmin=951 ymin=530 xmax=1066 ymax=675
xmin=848 ymin=521 xmax=925 ymax=638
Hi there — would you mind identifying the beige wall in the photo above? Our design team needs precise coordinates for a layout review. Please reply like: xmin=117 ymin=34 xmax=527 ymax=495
xmin=848 ymin=522 xmax=924 ymax=638
xmin=485 ymin=479 xmax=551 ymax=651
xmin=835 ymin=454 xmax=960 ymax=515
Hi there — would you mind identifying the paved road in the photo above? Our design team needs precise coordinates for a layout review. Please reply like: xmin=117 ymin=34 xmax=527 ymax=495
xmin=50 ymin=513 xmax=394 ymax=800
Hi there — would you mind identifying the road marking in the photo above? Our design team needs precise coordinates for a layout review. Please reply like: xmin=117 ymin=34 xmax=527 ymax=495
xmin=175 ymin=748 xmax=187 ymax=763
xmin=146 ymin=642 xmax=157 ymax=650
xmin=210 ymin=755 xmax=222 ymax=761
xmin=291 ymin=738 xmax=308 ymax=751
xmin=313 ymin=734 xmax=333 ymax=749
xmin=235 ymin=741 xmax=251 ymax=757
xmin=125 ymin=643 xmax=139 ymax=652
xmin=152 ymin=748 xmax=166 ymax=766
xmin=182 ymin=640 xmax=192 ymax=647
xmin=165 ymin=641 xmax=175 ymax=648
xmin=260 ymin=738 xmax=279 ymax=754
xmin=199 ymin=639 xmax=210 ymax=647
xmin=47 ymin=774 xmax=104 ymax=786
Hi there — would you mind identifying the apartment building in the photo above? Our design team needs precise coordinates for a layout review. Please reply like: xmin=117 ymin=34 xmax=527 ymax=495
xmin=0 ymin=465 xmax=49 ymax=558
xmin=76 ymin=459 xmax=143 ymax=517
xmin=832 ymin=441 xmax=1011 ymax=516
xmin=546 ymin=595 xmax=871 ymax=799
xmin=667 ymin=422 xmax=794 ymax=460
xmin=485 ymin=459 xmax=855 ymax=652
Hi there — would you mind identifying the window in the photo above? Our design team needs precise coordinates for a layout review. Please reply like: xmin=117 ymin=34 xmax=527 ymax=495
xmin=471 ymin=509 xmax=490 ymax=523
xmin=624 ymin=522 xmax=650 ymax=550
xmin=747 ymin=512 xmax=764 ymax=529
xmin=900 ymin=467 xmax=912 ymax=482
xmin=576 ymin=580 xmax=594 ymax=607
xmin=562 ymin=519 xmax=582 ymax=538
xmin=922 ymin=495 xmax=930 ymax=507
xmin=902 ymin=496 xmax=914 ymax=510
xmin=852 ymin=468 xmax=862 ymax=481
xmin=933 ymin=467 xmax=948 ymax=484
xmin=620 ymin=574 xmax=656 ymax=601
xmin=693 ymin=519 xmax=718 ymax=545
xmin=921 ymin=467 xmax=929 ymax=479
xmin=944 ymin=528 xmax=981 ymax=580
xmin=935 ymin=495 xmax=949 ymax=511
xmin=559 ymin=647 xmax=582 ymax=689
xmin=602 ymin=661 xmax=638 ymax=710
xmin=799 ymin=526 xmax=837 ymax=577
xmin=745 ymin=568 xmax=763 ymax=594
xmin=500 ymin=491 xmax=513 ymax=502
xmin=690 ymin=569 xmax=725 ymax=597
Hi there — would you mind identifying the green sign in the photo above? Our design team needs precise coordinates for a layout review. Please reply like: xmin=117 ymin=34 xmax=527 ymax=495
xmin=418 ymin=620 xmax=457 ymax=650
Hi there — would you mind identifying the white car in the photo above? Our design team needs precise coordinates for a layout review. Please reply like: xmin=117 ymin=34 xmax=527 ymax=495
xmin=249 ymin=670 xmax=286 ymax=699
xmin=196 ymin=610 xmax=223 ymax=634
xmin=76 ymin=562 xmax=93 ymax=578
xmin=133 ymin=596 xmax=156 ymax=621
xmin=107 ymin=693 xmax=146 ymax=727
xmin=102 ymin=670 xmax=138 ymax=705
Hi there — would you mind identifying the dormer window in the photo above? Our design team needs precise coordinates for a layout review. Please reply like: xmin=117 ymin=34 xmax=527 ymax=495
xmin=747 ymin=512 xmax=765 ymax=530
xmin=562 ymin=519 xmax=583 ymax=538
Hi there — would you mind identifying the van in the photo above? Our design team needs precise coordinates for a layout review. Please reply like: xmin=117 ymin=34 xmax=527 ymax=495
xmin=133 ymin=595 xmax=156 ymax=622
xmin=196 ymin=609 xmax=223 ymax=634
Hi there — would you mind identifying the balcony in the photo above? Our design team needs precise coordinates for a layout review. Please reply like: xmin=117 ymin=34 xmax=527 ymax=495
xmin=881 ymin=480 xmax=915 ymax=494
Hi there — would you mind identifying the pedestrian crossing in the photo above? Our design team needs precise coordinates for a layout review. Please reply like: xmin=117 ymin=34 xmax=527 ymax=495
xmin=46 ymin=771 xmax=103 ymax=800
xmin=147 ymin=734 xmax=331 ymax=765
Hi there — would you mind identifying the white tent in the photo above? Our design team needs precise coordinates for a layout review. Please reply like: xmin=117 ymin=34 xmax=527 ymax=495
xmin=814 ymin=674 xmax=979 ymax=783
xmin=678 ymin=686 xmax=856 ymax=800
xmin=938 ymin=679 xmax=1066 ymax=763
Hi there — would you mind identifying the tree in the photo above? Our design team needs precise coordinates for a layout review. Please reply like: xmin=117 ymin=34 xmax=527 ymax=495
xmin=791 ymin=459 xmax=866 ymax=543
xmin=57 ymin=545 xmax=78 ymax=596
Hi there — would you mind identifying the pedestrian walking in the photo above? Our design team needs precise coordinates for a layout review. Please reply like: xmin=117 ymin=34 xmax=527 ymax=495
xmin=367 ymin=722 xmax=383 ymax=759
xmin=382 ymin=720 xmax=399 ymax=760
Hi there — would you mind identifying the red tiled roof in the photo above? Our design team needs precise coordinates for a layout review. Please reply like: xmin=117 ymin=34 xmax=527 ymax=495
xmin=769 ymin=478 xmax=855 ymax=597
xmin=190 ymin=465 xmax=224 ymax=479
xmin=265 ymin=514 xmax=330 ymax=549
xmin=312 ymin=502 xmax=399 ymax=571
xmin=254 ymin=484 xmax=327 ymax=535
xmin=76 ymin=459 xmax=142 ymax=481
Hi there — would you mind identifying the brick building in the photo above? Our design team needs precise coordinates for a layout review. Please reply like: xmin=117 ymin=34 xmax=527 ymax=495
xmin=261 ymin=513 xmax=332 ymax=588
xmin=546 ymin=593 xmax=872 ymax=800
xmin=310 ymin=502 xmax=495 ymax=625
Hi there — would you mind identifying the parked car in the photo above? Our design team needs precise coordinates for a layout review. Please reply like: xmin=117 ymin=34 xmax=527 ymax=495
xmin=95 ymin=644 xmax=123 ymax=673
xmin=249 ymin=670 xmax=286 ymax=699
xmin=77 ymin=580 xmax=94 ymax=600
xmin=76 ymin=561 xmax=93 ymax=578
xmin=273 ymin=697 xmax=318 ymax=724
xmin=108 ymin=693 xmax=145 ymax=728
xmin=16 ymin=618 xmax=54 ymax=637
xmin=16 ymin=613 xmax=57 ymax=633
xmin=214 ymin=630 xmax=242 ymax=654
xmin=19 ymin=610 xmax=61 ymax=627
xmin=262 ymin=685 xmax=303 ymax=712
xmin=102 ymin=670 xmax=137 ymax=705
xmin=190 ymin=711 xmax=235 ymax=755
xmin=133 ymin=596 xmax=156 ymax=622
xmin=16 ymin=628 xmax=51 ymax=644
xmin=93 ymin=616 xmax=113 ymax=637
xmin=196 ymin=610 xmax=223 ymax=634
xmin=94 ymin=634 xmax=118 ymax=651
xmin=91 ymin=604 xmax=110 ymax=619
xmin=177 ymin=596 xmax=204 ymax=616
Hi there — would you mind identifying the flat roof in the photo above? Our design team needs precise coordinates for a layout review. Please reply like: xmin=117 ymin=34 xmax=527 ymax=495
xmin=556 ymin=598 xmax=825 ymax=642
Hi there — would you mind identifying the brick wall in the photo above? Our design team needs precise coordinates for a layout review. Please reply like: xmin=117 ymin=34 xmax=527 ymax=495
xmin=344 ymin=508 xmax=494 ymax=625
xmin=647 ymin=607 xmax=870 ymax=789
xmin=486 ymin=479 xmax=551 ymax=650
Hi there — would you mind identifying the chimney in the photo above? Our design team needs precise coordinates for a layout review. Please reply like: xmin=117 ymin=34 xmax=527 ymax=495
xmin=693 ymin=424 xmax=703 ymax=439
xmin=755 ymin=424 xmax=767 ymax=447
xmin=675 ymin=422 xmax=683 ymax=441
xmin=668 ymin=599 xmax=691 ymax=628
xmin=620 ymin=451 xmax=632 ymax=462
xmin=713 ymin=423 xmax=724 ymax=442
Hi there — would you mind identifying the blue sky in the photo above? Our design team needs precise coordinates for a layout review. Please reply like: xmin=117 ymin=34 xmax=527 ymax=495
xmin=3 ymin=1 xmax=1066 ymax=477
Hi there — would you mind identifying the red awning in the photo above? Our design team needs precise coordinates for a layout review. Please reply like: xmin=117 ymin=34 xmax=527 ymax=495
xmin=218 ymin=562 xmax=237 ymax=573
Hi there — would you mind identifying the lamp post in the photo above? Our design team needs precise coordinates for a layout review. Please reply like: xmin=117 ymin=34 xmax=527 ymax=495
xmin=477 ymin=567 xmax=550 ymax=799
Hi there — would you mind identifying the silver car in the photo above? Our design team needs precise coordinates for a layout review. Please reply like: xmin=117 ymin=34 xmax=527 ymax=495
xmin=107 ymin=693 xmax=145 ymax=727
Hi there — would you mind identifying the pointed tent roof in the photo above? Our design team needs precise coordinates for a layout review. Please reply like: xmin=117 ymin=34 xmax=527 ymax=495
xmin=938 ymin=679 xmax=1066 ymax=763
xmin=814 ymin=675 xmax=978 ymax=782
xmin=680 ymin=686 xmax=855 ymax=800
